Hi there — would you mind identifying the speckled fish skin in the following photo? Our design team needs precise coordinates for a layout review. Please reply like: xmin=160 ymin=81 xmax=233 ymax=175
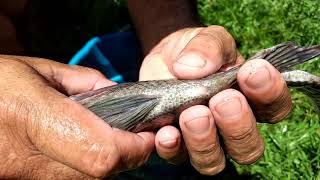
xmin=71 ymin=42 xmax=320 ymax=132
xmin=282 ymin=70 xmax=320 ymax=86
xmin=77 ymin=68 xmax=239 ymax=131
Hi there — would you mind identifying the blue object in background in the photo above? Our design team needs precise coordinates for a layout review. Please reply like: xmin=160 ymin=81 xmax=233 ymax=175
xmin=69 ymin=31 xmax=143 ymax=83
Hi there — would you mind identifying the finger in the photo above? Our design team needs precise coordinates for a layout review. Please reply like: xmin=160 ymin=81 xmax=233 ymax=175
xmin=179 ymin=105 xmax=226 ymax=175
xmin=3 ymin=55 xmax=116 ymax=95
xmin=26 ymin=93 xmax=155 ymax=178
xmin=155 ymin=126 xmax=187 ymax=164
xmin=237 ymin=59 xmax=292 ymax=123
xmin=172 ymin=25 xmax=244 ymax=79
xmin=209 ymin=89 xmax=264 ymax=164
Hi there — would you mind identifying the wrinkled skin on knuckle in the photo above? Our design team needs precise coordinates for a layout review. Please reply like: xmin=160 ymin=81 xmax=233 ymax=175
xmin=22 ymin=154 xmax=93 ymax=180
xmin=0 ymin=94 xmax=36 ymax=146
xmin=223 ymin=126 xmax=265 ymax=164
xmin=189 ymin=142 xmax=224 ymax=170
xmin=81 ymin=144 xmax=119 ymax=178
xmin=205 ymin=25 xmax=237 ymax=63
xmin=0 ymin=98 xmax=40 ymax=178
xmin=82 ymin=66 xmax=104 ymax=78
xmin=154 ymin=27 xmax=202 ymax=58
xmin=199 ymin=164 xmax=226 ymax=176
xmin=235 ymin=144 xmax=265 ymax=165
xmin=119 ymin=142 xmax=151 ymax=170
xmin=191 ymin=156 xmax=226 ymax=176
xmin=225 ymin=124 xmax=256 ymax=142
xmin=0 ymin=59 xmax=72 ymax=178
xmin=254 ymin=86 xmax=292 ymax=123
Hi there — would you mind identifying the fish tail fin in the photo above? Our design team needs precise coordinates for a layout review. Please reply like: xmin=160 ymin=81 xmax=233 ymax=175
xmin=282 ymin=70 xmax=320 ymax=112
xmin=248 ymin=42 xmax=320 ymax=72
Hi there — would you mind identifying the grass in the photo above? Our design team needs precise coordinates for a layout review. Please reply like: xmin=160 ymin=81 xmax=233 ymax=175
xmin=198 ymin=0 xmax=320 ymax=179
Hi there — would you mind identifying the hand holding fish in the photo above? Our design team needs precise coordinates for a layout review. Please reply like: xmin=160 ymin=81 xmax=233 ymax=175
xmin=0 ymin=56 xmax=155 ymax=178
xmin=139 ymin=26 xmax=293 ymax=174
xmin=74 ymin=26 xmax=319 ymax=175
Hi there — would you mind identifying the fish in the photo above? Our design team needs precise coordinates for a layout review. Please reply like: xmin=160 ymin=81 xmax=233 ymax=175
xmin=70 ymin=42 xmax=320 ymax=132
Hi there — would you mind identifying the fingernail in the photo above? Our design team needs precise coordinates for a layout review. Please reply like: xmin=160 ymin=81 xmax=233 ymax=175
xmin=176 ymin=53 xmax=206 ymax=68
xmin=246 ymin=65 xmax=271 ymax=89
xmin=159 ymin=137 xmax=178 ymax=149
xmin=185 ymin=116 xmax=210 ymax=134
xmin=215 ymin=97 xmax=242 ymax=119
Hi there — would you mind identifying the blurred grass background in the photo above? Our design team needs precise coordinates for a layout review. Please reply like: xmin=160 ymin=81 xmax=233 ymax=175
xmin=21 ymin=0 xmax=319 ymax=179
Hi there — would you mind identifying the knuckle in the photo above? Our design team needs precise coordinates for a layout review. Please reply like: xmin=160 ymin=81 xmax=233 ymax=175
xmin=208 ymin=25 xmax=227 ymax=33
xmin=202 ymin=164 xmax=226 ymax=175
xmin=82 ymin=144 xmax=118 ymax=178
xmin=192 ymin=142 xmax=219 ymax=156
xmin=226 ymin=132 xmax=265 ymax=164
xmin=73 ymin=65 xmax=104 ymax=78
xmin=85 ymin=67 xmax=104 ymax=77
xmin=208 ymin=25 xmax=233 ymax=41
xmin=255 ymin=86 xmax=292 ymax=123
xmin=235 ymin=145 xmax=265 ymax=165
xmin=127 ymin=144 xmax=152 ymax=169
xmin=227 ymin=125 xmax=255 ymax=141
xmin=201 ymin=25 xmax=237 ymax=63
xmin=192 ymin=158 xmax=226 ymax=175
xmin=190 ymin=142 xmax=224 ymax=169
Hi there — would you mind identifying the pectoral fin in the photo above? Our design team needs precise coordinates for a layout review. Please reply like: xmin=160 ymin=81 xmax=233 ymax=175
xmin=83 ymin=95 xmax=159 ymax=131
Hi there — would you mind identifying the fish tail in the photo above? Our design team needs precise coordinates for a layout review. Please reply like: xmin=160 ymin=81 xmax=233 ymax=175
xmin=248 ymin=42 xmax=320 ymax=72
xmin=282 ymin=70 xmax=320 ymax=112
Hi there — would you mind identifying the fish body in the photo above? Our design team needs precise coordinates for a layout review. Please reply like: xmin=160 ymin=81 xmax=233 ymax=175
xmin=71 ymin=42 xmax=320 ymax=132
xmin=74 ymin=68 xmax=238 ymax=131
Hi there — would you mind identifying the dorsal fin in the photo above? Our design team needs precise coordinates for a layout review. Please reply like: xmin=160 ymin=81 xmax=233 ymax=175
xmin=248 ymin=42 xmax=320 ymax=72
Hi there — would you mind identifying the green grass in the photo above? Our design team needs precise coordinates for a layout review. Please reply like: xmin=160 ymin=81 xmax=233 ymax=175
xmin=198 ymin=0 xmax=320 ymax=179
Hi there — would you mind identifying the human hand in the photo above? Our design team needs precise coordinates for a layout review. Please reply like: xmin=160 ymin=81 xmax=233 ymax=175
xmin=139 ymin=26 xmax=292 ymax=175
xmin=0 ymin=56 xmax=154 ymax=179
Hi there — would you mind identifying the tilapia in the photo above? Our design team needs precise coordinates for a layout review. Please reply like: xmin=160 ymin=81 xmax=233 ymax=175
xmin=70 ymin=42 xmax=320 ymax=132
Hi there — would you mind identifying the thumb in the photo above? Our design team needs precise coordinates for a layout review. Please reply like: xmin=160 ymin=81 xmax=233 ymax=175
xmin=26 ymin=92 xmax=154 ymax=177
xmin=140 ymin=26 xmax=242 ymax=81
xmin=171 ymin=26 xmax=242 ymax=79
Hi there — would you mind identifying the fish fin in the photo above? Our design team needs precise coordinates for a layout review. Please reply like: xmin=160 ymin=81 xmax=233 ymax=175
xmin=70 ymin=83 xmax=134 ymax=102
xmin=283 ymin=70 xmax=320 ymax=113
xmin=248 ymin=42 xmax=320 ymax=72
xmin=297 ymin=85 xmax=320 ymax=113
xmin=84 ymin=95 xmax=159 ymax=131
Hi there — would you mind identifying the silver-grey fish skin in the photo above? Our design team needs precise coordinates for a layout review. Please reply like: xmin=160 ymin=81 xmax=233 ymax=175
xmin=282 ymin=70 xmax=320 ymax=86
xmin=80 ymin=67 xmax=239 ymax=131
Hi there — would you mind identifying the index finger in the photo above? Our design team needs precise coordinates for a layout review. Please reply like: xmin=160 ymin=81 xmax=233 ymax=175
xmin=1 ymin=55 xmax=116 ymax=95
